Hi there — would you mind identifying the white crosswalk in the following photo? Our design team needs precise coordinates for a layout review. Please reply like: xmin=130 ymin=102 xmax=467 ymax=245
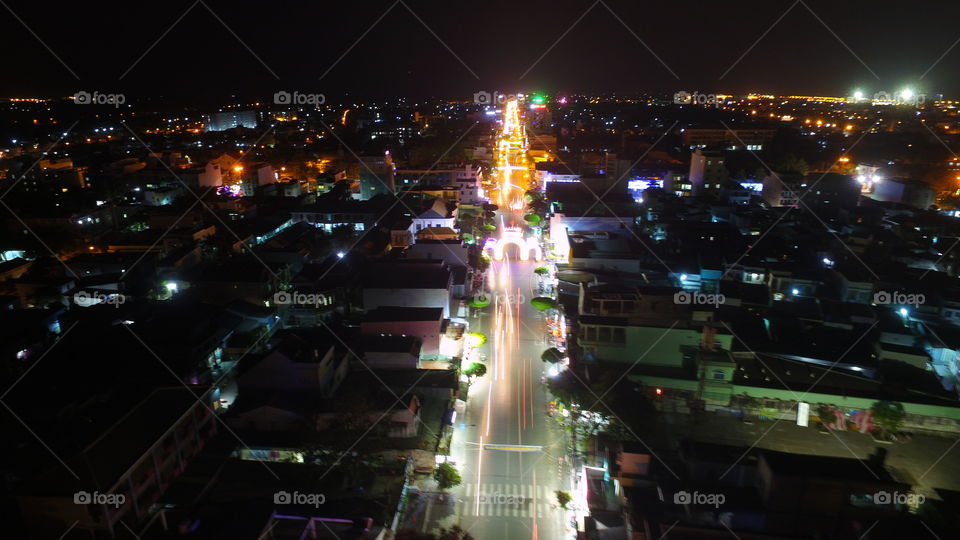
xmin=463 ymin=482 xmax=554 ymax=517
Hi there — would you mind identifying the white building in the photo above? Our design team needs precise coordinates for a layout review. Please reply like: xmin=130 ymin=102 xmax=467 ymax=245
xmin=412 ymin=198 xmax=457 ymax=232
xmin=455 ymin=165 xmax=485 ymax=204
xmin=362 ymin=261 xmax=453 ymax=317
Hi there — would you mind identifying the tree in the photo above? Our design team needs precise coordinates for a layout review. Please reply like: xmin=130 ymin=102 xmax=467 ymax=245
xmin=467 ymin=295 xmax=491 ymax=308
xmin=533 ymin=266 xmax=550 ymax=276
xmin=524 ymin=190 xmax=549 ymax=214
xmin=464 ymin=362 xmax=487 ymax=379
xmin=775 ymin=154 xmax=809 ymax=176
xmin=474 ymin=254 xmax=490 ymax=273
xmin=438 ymin=526 xmax=475 ymax=540
xmin=556 ymin=490 xmax=572 ymax=509
xmin=329 ymin=179 xmax=353 ymax=201
xmin=433 ymin=462 xmax=462 ymax=491
xmin=738 ymin=394 xmax=760 ymax=420
xmin=541 ymin=347 xmax=564 ymax=364
xmin=330 ymin=224 xmax=357 ymax=246
xmin=530 ymin=297 xmax=557 ymax=311
xmin=816 ymin=404 xmax=835 ymax=424
xmin=466 ymin=332 xmax=487 ymax=347
xmin=546 ymin=369 xmax=653 ymax=434
xmin=872 ymin=400 xmax=906 ymax=437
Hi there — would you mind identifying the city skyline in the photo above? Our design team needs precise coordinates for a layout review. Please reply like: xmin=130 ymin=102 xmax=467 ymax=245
xmin=3 ymin=2 xmax=960 ymax=540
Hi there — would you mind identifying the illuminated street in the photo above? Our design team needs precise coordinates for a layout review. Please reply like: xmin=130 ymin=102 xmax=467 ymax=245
xmin=447 ymin=98 xmax=573 ymax=540
xmin=8 ymin=4 xmax=960 ymax=540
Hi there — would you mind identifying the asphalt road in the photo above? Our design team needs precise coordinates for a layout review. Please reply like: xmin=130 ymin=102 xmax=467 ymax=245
xmin=449 ymin=244 xmax=575 ymax=540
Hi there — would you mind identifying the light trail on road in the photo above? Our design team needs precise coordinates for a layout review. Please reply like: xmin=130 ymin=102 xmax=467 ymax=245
xmin=475 ymin=435 xmax=484 ymax=516
xmin=456 ymin=97 xmax=568 ymax=539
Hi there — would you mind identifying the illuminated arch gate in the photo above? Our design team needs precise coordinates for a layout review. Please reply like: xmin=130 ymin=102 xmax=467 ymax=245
xmin=483 ymin=227 xmax=542 ymax=261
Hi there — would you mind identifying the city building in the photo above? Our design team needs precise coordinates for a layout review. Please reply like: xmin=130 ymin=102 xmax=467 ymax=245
xmin=359 ymin=152 xmax=396 ymax=199
xmin=17 ymin=387 xmax=217 ymax=539
xmin=361 ymin=306 xmax=446 ymax=358
xmin=205 ymin=110 xmax=258 ymax=132
xmin=362 ymin=260 xmax=454 ymax=317
xmin=762 ymin=172 xmax=804 ymax=207
xmin=682 ymin=128 xmax=775 ymax=150
xmin=689 ymin=148 xmax=729 ymax=196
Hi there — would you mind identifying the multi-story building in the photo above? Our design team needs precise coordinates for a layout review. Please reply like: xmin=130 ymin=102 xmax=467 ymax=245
xmin=359 ymin=152 xmax=396 ymax=199
xmin=17 ymin=387 xmax=217 ymax=539
xmin=870 ymin=177 xmax=935 ymax=210
xmin=455 ymin=165 xmax=484 ymax=204
xmin=535 ymin=162 xmax=581 ymax=188
xmin=682 ymin=128 xmax=775 ymax=150
xmin=762 ymin=172 xmax=804 ymax=207
xmin=290 ymin=202 xmax=380 ymax=232
xmin=689 ymin=149 xmax=728 ymax=196
xmin=205 ymin=110 xmax=258 ymax=132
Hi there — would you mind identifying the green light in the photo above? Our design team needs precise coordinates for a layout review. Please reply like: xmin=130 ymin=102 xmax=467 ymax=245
xmin=532 ymin=94 xmax=545 ymax=105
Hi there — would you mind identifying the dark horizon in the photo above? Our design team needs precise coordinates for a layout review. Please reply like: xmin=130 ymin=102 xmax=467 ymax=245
xmin=2 ymin=0 xmax=960 ymax=100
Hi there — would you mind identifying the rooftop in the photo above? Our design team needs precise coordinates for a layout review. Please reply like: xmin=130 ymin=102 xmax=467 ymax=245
xmin=363 ymin=306 xmax=444 ymax=323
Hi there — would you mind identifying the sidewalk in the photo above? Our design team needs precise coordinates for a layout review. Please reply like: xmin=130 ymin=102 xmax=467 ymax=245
xmin=399 ymin=476 xmax=459 ymax=535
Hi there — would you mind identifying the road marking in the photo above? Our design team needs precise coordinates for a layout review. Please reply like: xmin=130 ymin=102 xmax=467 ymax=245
xmin=483 ymin=443 xmax=543 ymax=452
xmin=475 ymin=435 xmax=483 ymax=516
xmin=469 ymin=483 xmax=554 ymax=518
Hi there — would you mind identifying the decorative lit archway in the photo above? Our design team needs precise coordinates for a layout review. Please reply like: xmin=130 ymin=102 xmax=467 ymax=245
xmin=483 ymin=227 xmax=542 ymax=261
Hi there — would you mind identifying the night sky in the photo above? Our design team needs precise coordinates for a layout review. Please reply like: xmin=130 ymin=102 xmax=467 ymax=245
xmin=2 ymin=0 xmax=959 ymax=102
